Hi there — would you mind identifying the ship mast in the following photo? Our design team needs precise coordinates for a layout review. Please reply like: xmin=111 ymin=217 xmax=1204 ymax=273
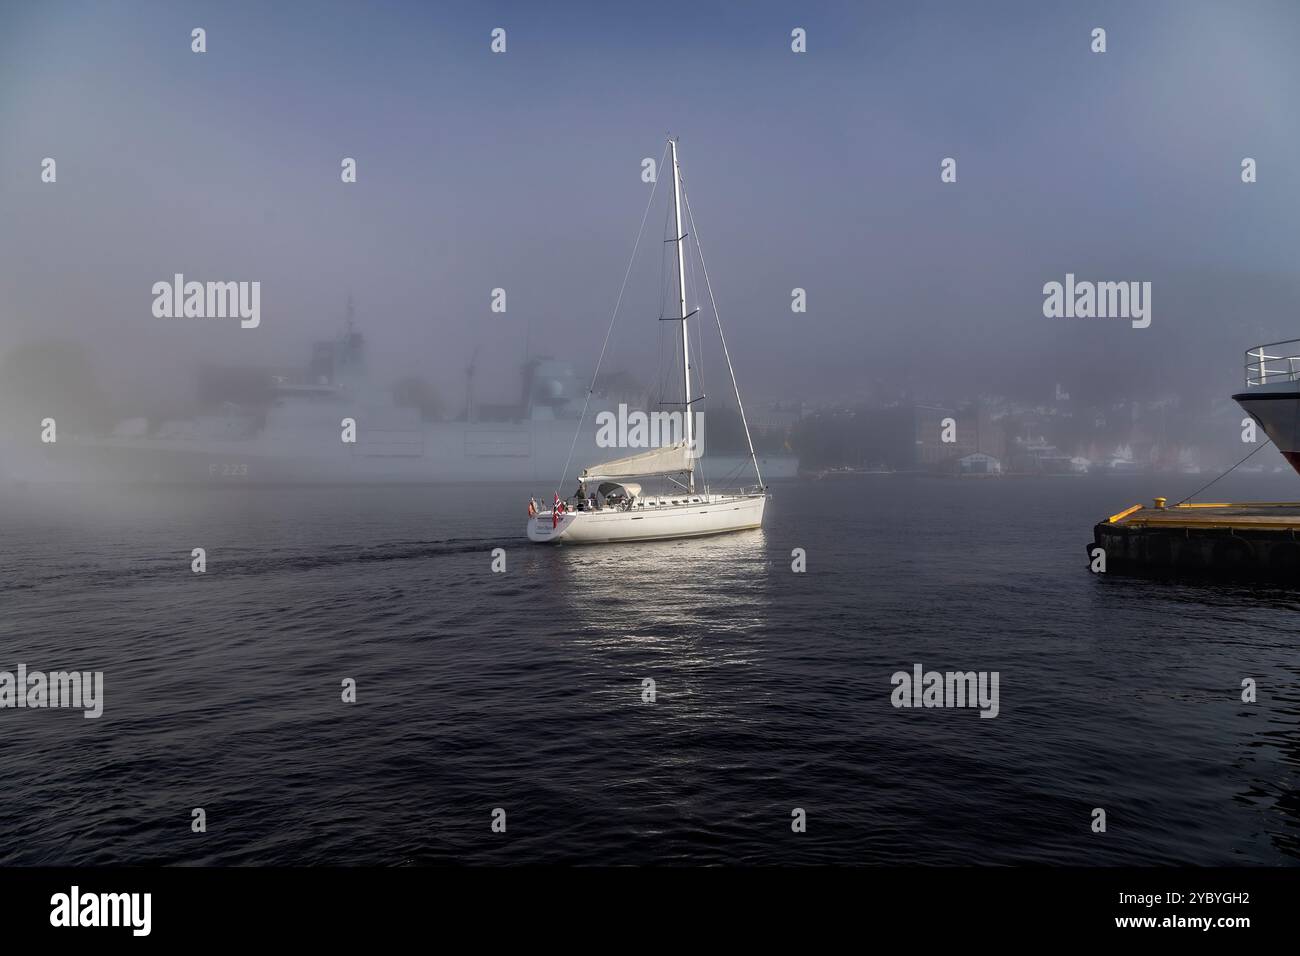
xmin=669 ymin=138 xmax=695 ymax=492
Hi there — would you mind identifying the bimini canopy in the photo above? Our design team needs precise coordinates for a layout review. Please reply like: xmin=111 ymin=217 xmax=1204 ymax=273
xmin=597 ymin=481 xmax=641 ymax=501
xmin=580 ymin=441 xmax=694 ymax=482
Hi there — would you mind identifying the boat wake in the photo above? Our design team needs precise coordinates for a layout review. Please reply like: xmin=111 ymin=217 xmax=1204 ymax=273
xmin=5 ymin=538 xmax=500 ymax=594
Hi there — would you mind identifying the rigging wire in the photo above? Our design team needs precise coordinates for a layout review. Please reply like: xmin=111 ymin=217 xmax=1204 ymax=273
xmin=1172 ymin=438 xmax=1273 ymax=506
xmin=553 ymin=141 xmax=670 ymax=496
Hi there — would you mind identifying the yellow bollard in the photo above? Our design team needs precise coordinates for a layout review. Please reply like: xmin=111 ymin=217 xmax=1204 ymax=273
xmin=1154 ymin=497 xmax=1167 ymax=510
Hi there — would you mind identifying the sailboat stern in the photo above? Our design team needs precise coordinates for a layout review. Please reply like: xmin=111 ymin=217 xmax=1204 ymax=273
xmin=527 ymin=511 xmax=576 ymax=543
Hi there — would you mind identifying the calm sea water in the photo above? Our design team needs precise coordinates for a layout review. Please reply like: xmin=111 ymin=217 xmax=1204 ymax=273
xmin=2 ymin=474 xmax=1298 ymax=865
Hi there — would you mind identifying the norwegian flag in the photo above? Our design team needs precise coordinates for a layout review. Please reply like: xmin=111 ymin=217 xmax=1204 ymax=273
xmin=553 ymin=492 xmax=561 ymax=529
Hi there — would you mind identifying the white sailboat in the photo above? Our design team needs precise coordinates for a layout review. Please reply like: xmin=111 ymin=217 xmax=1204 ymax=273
xmin=527 ymin=138 xmax=767 ymax=545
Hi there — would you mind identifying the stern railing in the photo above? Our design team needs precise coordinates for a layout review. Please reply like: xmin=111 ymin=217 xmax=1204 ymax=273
xmin=1245 ymin=339 xmax=1300 ymax=386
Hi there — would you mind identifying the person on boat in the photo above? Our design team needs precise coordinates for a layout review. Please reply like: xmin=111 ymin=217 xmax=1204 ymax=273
xmin=527 ymin=498 xmax=537 ymax=518
xmin=588 ymin=494 xmax=597 ymax=511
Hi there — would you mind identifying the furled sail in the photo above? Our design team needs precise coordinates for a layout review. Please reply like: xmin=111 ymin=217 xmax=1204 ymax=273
xmin=581 ymin=442 xmax=694 ymax=480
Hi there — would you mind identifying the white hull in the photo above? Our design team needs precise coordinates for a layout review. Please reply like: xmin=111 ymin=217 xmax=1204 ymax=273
xmin=528 ymin=493 xmax=766 ymax=544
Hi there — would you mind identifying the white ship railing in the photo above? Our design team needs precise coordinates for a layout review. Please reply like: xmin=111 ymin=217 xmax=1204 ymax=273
xmin=1245 ymin=339 xmax=1300 ymax=386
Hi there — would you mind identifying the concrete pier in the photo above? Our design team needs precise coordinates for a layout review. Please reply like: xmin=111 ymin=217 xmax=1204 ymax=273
xmin=1090 ymin=499 xmax=1300 ymax=576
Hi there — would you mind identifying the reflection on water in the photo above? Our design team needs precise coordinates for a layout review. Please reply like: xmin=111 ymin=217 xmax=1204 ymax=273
xmin=549 ymin=530 xmax=775 ymax=736
xmin=3 ymin=478 xmax=1300 ymax=864
xmin=555 ymin=529 xmax=771 ymax=639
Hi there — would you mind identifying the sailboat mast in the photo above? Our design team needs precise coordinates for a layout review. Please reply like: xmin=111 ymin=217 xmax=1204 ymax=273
xmin=670 ymin=138 xmax=695 ymax=492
